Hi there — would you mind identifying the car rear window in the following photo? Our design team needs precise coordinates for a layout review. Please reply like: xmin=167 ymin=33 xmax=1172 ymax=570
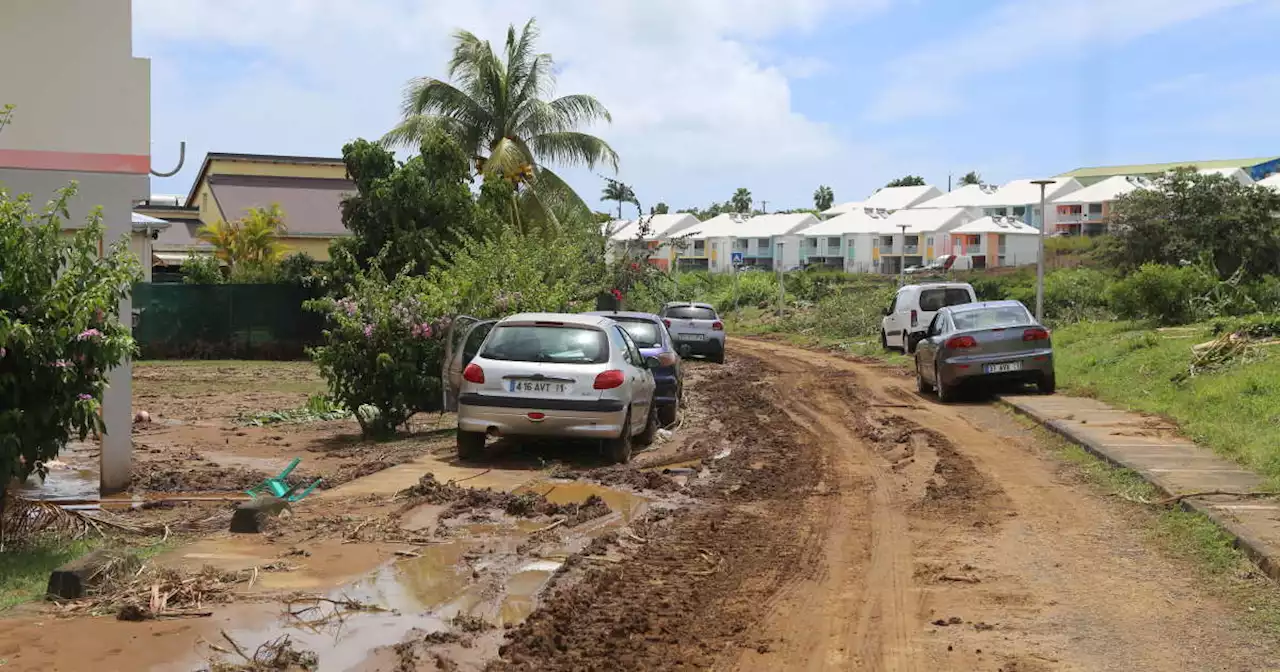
xmin=613 ymin=318 xmax=663 ymax=348
xmin=918 ymin=288 xmax=973 ymax=312
xmin=951 ymin=306 xmax=1033 ymax=331
xmin=480 ymin=325 xmax=608 ymax=364
xmin=664 ymin=306 xmax=718 ymax=320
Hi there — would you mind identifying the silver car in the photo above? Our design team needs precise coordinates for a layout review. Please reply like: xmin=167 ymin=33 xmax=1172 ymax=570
xmin=913 ymin=300 xmax=1055 ymax=402
xmin=443 ymin=313 xmax=658 ymax=463
xmin=660 ymin=302 xmax=726 ymax=363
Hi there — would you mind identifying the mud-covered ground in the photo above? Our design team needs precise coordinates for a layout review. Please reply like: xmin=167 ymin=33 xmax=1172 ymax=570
xmin=6 ymin=348 xmax=1280 ymax=671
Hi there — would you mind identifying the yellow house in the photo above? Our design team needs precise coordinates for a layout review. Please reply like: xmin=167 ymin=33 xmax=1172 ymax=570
xmin=133 ymin=152 xmax=354 ymax=272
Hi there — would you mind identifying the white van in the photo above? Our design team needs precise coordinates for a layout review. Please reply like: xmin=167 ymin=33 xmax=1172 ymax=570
xmin=880 ymin=282 xmax=977 ymax=353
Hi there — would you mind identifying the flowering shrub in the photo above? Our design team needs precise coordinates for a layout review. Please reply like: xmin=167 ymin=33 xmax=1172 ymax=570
xmin=0 ymin=184 xmax=140 ymax=493
xmin=307 ymin=273 xmax=450 ymax=438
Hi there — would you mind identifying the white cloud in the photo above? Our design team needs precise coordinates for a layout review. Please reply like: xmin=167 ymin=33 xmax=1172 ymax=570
xmin=866 ymin=0 xmax=1254 ymax=122
xmin=134 ymin=0 xmax=893 ymax=209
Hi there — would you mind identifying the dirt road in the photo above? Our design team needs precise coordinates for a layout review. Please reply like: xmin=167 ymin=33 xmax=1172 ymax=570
xmin=497 ymin=338 xmax=1280 ymax=671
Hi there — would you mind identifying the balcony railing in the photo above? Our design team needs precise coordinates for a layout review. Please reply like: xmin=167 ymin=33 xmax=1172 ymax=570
xmin=879 ymin=244 xmax=894 ymax=254
xmin=903 ymin=244 xmax=919 ymax=255
xmin=1057 ymin=212 xmax=1104 ymax=224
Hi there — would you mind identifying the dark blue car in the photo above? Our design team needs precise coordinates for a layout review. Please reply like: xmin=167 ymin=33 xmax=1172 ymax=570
xmin=587 ymin=311 xmax=683 ymax=426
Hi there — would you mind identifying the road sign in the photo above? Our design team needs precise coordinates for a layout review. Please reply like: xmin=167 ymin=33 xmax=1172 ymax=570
xmin=731 ymin=252 xmax=744 ymax=267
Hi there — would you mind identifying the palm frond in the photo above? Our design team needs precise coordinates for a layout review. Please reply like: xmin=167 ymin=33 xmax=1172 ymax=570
xmin=529 ymin=131 xmax=619 ymax=171
xmin=548 ymin=94 xmax=612 ymax=128
xmin=482 ymin=137 xmax=535 ymax=182
xmin=531 ymin=166 xmax=592 ymax=226
xmin=504 ymin=19 xmax=540 ymax=99
xmin=448 ymin=30 xmax=505 ymax=116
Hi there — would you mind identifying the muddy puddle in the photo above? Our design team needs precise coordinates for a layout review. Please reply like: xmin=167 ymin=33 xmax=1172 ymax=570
xmin=192 ymin=479 xmax=656 ymax=671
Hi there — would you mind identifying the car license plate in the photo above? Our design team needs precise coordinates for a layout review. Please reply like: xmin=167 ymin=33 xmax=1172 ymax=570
xmin=677 ymin=333 xmax=706 ymax=341
xmin=985 ymin=361 xmax=1022 ymax=374
xmin=508 ymin=380 xmax=568 ymax=394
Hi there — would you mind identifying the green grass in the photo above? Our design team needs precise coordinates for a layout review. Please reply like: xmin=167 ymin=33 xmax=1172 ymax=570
xmin=0 ymin=536 xmax=177 ymax=612
xmin=0 ymin=538 xmax=101 ymax=611
xmin=1053 ymin=320 xmax=1280 ymax=486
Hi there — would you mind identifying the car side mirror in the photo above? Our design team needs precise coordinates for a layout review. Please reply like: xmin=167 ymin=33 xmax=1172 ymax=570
xmin=644 ymin=356 xmax=662 ymax=370
xmin=882 ymin=308 xmax=891 ymax=316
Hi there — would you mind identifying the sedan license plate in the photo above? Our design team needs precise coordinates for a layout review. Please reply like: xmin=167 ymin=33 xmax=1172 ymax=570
xmin=676 ymin=333 xmax=707 ymax=341
xmin=508 ymin=380 xmax=568 ymax=394
xmin=984 ymin=361 xmax=1023 ymax=374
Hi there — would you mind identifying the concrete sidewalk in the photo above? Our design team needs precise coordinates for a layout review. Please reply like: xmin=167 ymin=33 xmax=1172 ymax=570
xmin=999 ymin=393 xmax=1280 ymax=581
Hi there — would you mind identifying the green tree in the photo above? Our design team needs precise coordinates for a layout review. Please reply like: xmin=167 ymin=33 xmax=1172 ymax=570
xmin=813 ymin=185 xmax=834 ymax=211
xmin=180 ymin=253 xmax=224 ymax=284
xmin=196 ymin=203 xmax=287 ymax=277
xmin=958 ymin=171 xmax=982 ymax=186
xmin=601 ymin=180 xmax=638 ymax=219
xmin=651 ymin=202 xmax=669 ymax=215
xmin=383 ymin=19 xmax=617 ymax=229
xmin=1105 ymin=168 xmax=1280 ymax=278
xmin=334 ymin=130 xmax=499 ymax=281
xmin=731 ymin=188 xmax=753 ymax=213
xmin=885 ymin=175 xmax=926 ymax=187
xmin=0 ymin=184 xmax=141 ymax=500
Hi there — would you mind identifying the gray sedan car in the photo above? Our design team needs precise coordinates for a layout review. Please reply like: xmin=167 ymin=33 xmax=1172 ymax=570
xmin=913 ymin=300 xmax=1054 ymax=402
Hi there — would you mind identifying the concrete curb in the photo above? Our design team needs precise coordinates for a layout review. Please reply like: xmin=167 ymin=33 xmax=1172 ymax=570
xmin=996 ymin=395 xmax=1280 ymax=583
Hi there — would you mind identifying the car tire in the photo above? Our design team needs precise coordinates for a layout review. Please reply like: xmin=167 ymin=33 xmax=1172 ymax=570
xmin=880 ymin=330 xmax=891 ymax=351
xmin=456 ymin=430 xmax=486 ymax=461
xmin=935 ymin=365 xmax=957 ymax=403
xmin=906 ymin=333 xmax=921 ymax=354
xmin=604 ymin=413 xmax=634 ymax=464
xmin=1037 ymin=373 xmax=1056 ymax=395
xmin=658 ymin=398 xmax=679 ymax=427
xmin=916 ymin=365 xmax=933 ymax=394
xmin=710 ymin=350 xmax=725 ymax=364
xmin=636 ymin=403 xmax=658 ymax=447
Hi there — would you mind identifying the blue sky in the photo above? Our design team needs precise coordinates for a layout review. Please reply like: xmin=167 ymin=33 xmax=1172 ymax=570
xmin=135 ymin=0 xmax=1279 ymax=213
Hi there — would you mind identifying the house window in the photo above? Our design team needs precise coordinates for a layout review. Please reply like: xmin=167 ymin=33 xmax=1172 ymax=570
xmin=847 ymin=238 xmax=856 ymax=258
xmin=757 ymin=238 xmax=770 ymax=248
xmin=807 ymin=238 xmax=818 ymax=249
xmin=734 ymin=239 xmax=748 ymax=251
xmin=967 ymin=235 xmax=981 ymax=246
xmin=201 ymin=192 xmax=208 ymax=212
xmin=926 ymin=236 xmax=934 ymax=247
xmin=693 ymin=240 xmax=705 ymax=254
xmin=1012 ymin=206 xmax=1026 ymax=217
xmin=1088 ymin=203 xmax=1103 ymax=215
xmin=827 ymin=236 xmax=841 ymax=249
xmin=905 ymin=236 xmax=919 ymax=246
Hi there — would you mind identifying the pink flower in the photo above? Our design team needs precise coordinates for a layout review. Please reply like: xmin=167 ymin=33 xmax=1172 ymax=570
xmin=0 ymin=347 xmax=5 ymax=358
xmin=77 ymin=328 xmax=102 ymax=341
xmin=51 ymin=360 xmax=71 ymax=368
xmin=363 ymin=324 xmax=374 ymax=338
xmin=410 ymin=324 xmax=422 ymax=338
xmin=78 ymin=393 xmax=92 ymax=400
xmin=420 ymin=323 xmax=433 ymax=339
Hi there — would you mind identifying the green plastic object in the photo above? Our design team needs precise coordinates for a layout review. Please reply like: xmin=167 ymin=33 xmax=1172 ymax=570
xmin=246 ymin=457 xmax=324 ymax=503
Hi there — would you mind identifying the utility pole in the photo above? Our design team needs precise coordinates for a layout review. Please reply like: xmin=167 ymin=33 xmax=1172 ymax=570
xmin=775 ymin=242 xmax=785 ymax=317
xmin=760 ymin=200 xmax=769 ymax=214
xmin=1031 ymin=180 xmax=1056 ymax=322
xmin=898 ymin=223 xmax=909 ymax=288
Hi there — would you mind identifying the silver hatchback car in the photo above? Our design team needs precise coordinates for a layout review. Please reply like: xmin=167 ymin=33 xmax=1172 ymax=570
xmin=445 ymin=313 xmax=658 ymax=464
xmin=913 ymin=300 xmax=1055 ymax=402
xmin=660 ymin=302 xmax=726 ymax=363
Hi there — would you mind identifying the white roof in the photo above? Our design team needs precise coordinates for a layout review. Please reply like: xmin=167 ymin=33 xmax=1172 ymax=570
xmin=819 ymin=201 xmax=864 ymax=218
xmin=1052 ymin=175 xmax=1149 ymax=204
xmin=913 ymin=184 xmax=995 ymax=209
xmin=863 ymin=185 xmax=943 ymax=211
xmin=971 ymin=178 xmax=1083 ymax=208
xmin=132 ymin=212 xmax=168 ymax=225
xmin=883 ymin=207 xmax=970 ymax=234
xmin=1198 ymin=167 xmax=1254 ymax=185
xmin=951 ymin=216 xmax=1040 ymax=236
xmin=686 ymin=213 xmax=818 ymax=239
xmin=606 ymin=213 xmax=700 ymax=240
xmin=1258 ymin=173 xmax=1280 ymax=191
xmin=800 ymin=209 xmax=887 ymax=236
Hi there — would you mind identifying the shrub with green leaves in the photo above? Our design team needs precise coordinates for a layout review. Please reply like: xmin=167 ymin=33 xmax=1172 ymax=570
xmin=0 ymin=184 xmax=140 ymax=494
xmin=307 ymin=273 xmax=450 ymax=439
xmin=1107 ymin=263 xmax=1214 ymax=325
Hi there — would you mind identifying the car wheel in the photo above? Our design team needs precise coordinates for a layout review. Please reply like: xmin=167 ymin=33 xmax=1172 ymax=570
xmin=603 ymin=413 xmax=634 ymax=464
xmin=658 ymin=398 xmax=679 ymax=427
xmin=456 ymin=430 xmax=486 ymax=461
xmin=906 ymin=333 xmax=920 ymax=354
xmin=636 ymin=403 xmax=658 ymax=447
xmin=935 ymin=365 xmax=957 ymax=403
xmin=710 ymin=350 xmax=725 ymax=364
xmin=1037 ymin=372 xmax=1056 ymax=395
xmin=880 ymin=330 xmax=890 ymax=351
xmin=916 ymin=364 xmax=933 ymax=394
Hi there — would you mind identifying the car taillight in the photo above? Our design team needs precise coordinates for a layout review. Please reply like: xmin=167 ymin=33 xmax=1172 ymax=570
xmin=593 ymin=369 xmax=625 ymax=389
xmin=662 ymin=319 xmax=671 ymax=328
xmin=910 ymin=310 xmax=918 ymax=327
xmin=657 ymin=352 xmax=678 ymax=366
xmin=1023 ymin=327 xmax=1050 ymax=342
xmin=944 ymin=335 xmax=977 ymax=349
xmin=711 ymin=321 xmax=724 ymax=331
xmin=462 ymin=363 xmax=484 ymax=383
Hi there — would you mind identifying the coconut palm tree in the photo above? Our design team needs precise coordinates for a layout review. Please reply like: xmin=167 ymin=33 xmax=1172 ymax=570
xmin=959 ymin=171 xmax=982 ymax=187
xmin=813 ymin=185 xmax=834 ymax=211
xmin=601 ymin=181 xmax=638 ymax=219
xmin=731 ymin=188 xmax=753 ymax=214
xmin=383 ymin=19 xmax=618 ymax=231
